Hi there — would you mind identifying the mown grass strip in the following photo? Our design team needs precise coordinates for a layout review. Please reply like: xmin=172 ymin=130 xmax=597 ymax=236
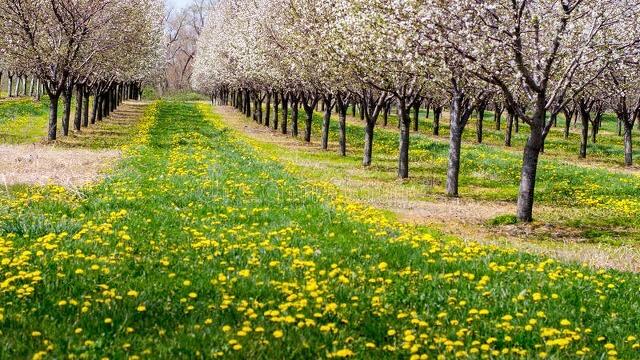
xmin=0 ymin=101 xmax=638 ymax=359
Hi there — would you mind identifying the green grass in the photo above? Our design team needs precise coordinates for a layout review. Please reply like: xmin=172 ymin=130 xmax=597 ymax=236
xmin=0 ymin=96 xmax=131 ymax=146
xmin=1 ymin=101 xmax=639 ymax=359
xmin=0 ymin=97 xmax=50 ymax=143
xmin=265 ymin=107 xmax=640 ymax=243
xmin=378 ymin=107 xmax=640 ymax=167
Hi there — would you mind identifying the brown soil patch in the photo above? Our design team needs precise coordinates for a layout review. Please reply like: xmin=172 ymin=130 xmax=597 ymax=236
xmin=0 ymin=144 xmax=119 ymax=187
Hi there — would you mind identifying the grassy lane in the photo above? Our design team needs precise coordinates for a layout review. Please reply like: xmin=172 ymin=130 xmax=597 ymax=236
xmin=288 ymin=109 xmax=640 ymax=244
xmin=1 ymin=101 xmax=640 ymax=359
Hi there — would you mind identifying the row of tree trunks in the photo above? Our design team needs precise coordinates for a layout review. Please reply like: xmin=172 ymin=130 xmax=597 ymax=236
xmin=46 ymin=81 xmax=142 ymax=141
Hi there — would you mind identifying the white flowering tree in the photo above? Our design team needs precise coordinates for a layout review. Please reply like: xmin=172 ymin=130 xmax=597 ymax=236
xmin=0 ymin=0 xmax=163 ymax=140
xmin=194 ymin=0 xmax=640 ymax=222
xmin=433 ymin=0 xmax=640 ymax=221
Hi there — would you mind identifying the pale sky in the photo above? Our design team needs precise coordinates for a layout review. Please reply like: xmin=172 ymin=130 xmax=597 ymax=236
xmin=168 ymin=0 xmax=192 ymax=9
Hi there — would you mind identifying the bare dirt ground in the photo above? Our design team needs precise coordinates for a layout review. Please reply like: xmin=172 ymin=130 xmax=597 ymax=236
xmin=0 ymin=101 xmax=149 ymax=188
xmin=215 ymin=105 xmax=640 ymax=272
xmin=0 ymin=144 xmax=119 ymax=187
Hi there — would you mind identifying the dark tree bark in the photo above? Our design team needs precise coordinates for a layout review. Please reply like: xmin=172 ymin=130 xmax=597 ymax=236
xmin=412 ymin=98 xmax=421 ymax=132
xmin=476 ymin=102 xmax=486 ymax=144
xmin=590 ymin=110 xmax=602 ymax=144
xmin=336 ymin=93 xmax=350 ymax=156
xmin=103 ymin=90 xmax=111 ymax=118
xmin=91 ymin=94 xmax=99 ymax=124
xmin=494 ymin=102 xmax=503 ymax=130
xmin=244 ymin=90 xmax=251 ymax=118
xmin=47 ymin=94 xmax=60 ymax=141
xmin=265 ymin=92 xmax=271 ymax=128
xmin=398 ymin=98 xmax=411 ymax=179
xmin=82 ymin=89 xmax=90 ymax=127
xmin=446 ymin=89 xmax=474 ymax=197
xmin=97 ymin=95 xmax=104 ymax=122
xmin=623 ymin=121 xmax=633 ymax=166
xmin=73 ymin=84 xmax=83 ymax=132
xmin=562 ymin=107 xmax=574 ymax=139
xmin=321 ymin=93 xmax=336 ymax=150
xmin=505 ymin=110 xmax=514 ymax=147
xmin=292 ymin=96 xmax=299 ymax=137
xmin=61 ymin=84 xmax=73 ymax=136
xmin=281 ymin=91 xmax=289 ymax=134
xmin=517 ymin=123 xmax=544 ymax=222
xmin=8 ymin=75 xmax=14 ymax=97
xmin=433 ymin=106 xmax=443 ymax=136
xmin=577 ymin=99 xmax=593 ymax=159
xmin=383 ymin=103 xmax=390 ymax=127
xmin=302 ymin=92 xmax=320 ymax=143
xmin=273 ymin=90 xmax=280 ymax=130
xmin=361 ymin=92 xmax=387 ymax=166
xmin=615 ymin=98 xmax=638 ymax=167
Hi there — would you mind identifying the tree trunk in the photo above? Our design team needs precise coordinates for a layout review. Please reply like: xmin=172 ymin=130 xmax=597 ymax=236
xmin=321 ymin=94 xmax=334 ymax=150
xmin=433 ymin=107 xmax=442 ymax=136
xmin=339 ymin=108 xmax=347 ymax=156
xmin=363 ymin=120 xmax=375 ymax=166
xmin=265 ymin=92 xmax=271 ymax=127
xmin=62 ymin=87 xmax=73 ymax=136
xmin=383 ymin=103 xmax=390 ymax=127
xmin=476 ymin=107 xmax=484 ymax=143
xmin=446 ymin=94 xmax=467 ymax=197
xmin=516 ymin=125 xmax=543 ymax=222
xmin=505 ymin=112 xmax=514 ymax=147
xmin=579 ymin=110 xmax=589 ymax=158
xmin=245 ymin=91 xmax=251 ymax=118
xmin=304 ymin=107 xmax=314 ymax=142
xmin=47 ymin=94 xmax=60 ymax=141
xmin=82 ymin=90 xmax=90 ymax=127
xmin=273 ymin=92 xmax=280 ymax=130
xmin=36 ymin=80 xmax=42 ymax=101
xmin=281 ymin=93 xmax=289 ymax=134
xmin=97 ymin=95 xmax=104 ymax=121
xmin=91 ymin=94 xmax=99 ymax=124
xmin=73 ymin=84 xmax=83 ymax=131
xmin=398 ymin=99 xmax=410 ymax=179
xmin=14 ymin=77 xmax=21 ymax=97
xmin=413 ymin=100 xmax=420 ymax=132
xmin=29 ymin=78 xmax=35 ymax=97
xmin=624 ymin=121 xmax=633 ymax=166
xmin=8 ymin=76 xmax=14 ymax=97
xmin=257 ymin=98 xmax=263 ymax=124
xmin=292 ymin=98 xmax=299 ymax=137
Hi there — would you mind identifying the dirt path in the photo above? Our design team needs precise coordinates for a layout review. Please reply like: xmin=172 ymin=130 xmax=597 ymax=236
xmin=0 ymin=101 xmax=149 ymax=188
xmin=0 ymin=144 xmax=119 ymax=187
xmin=215 ymin=105 xmax=640 ymax=272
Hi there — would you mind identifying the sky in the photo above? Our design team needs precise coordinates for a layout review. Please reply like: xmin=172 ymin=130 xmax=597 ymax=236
xmin=168 ymin=0 xmax=192 ymax=9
